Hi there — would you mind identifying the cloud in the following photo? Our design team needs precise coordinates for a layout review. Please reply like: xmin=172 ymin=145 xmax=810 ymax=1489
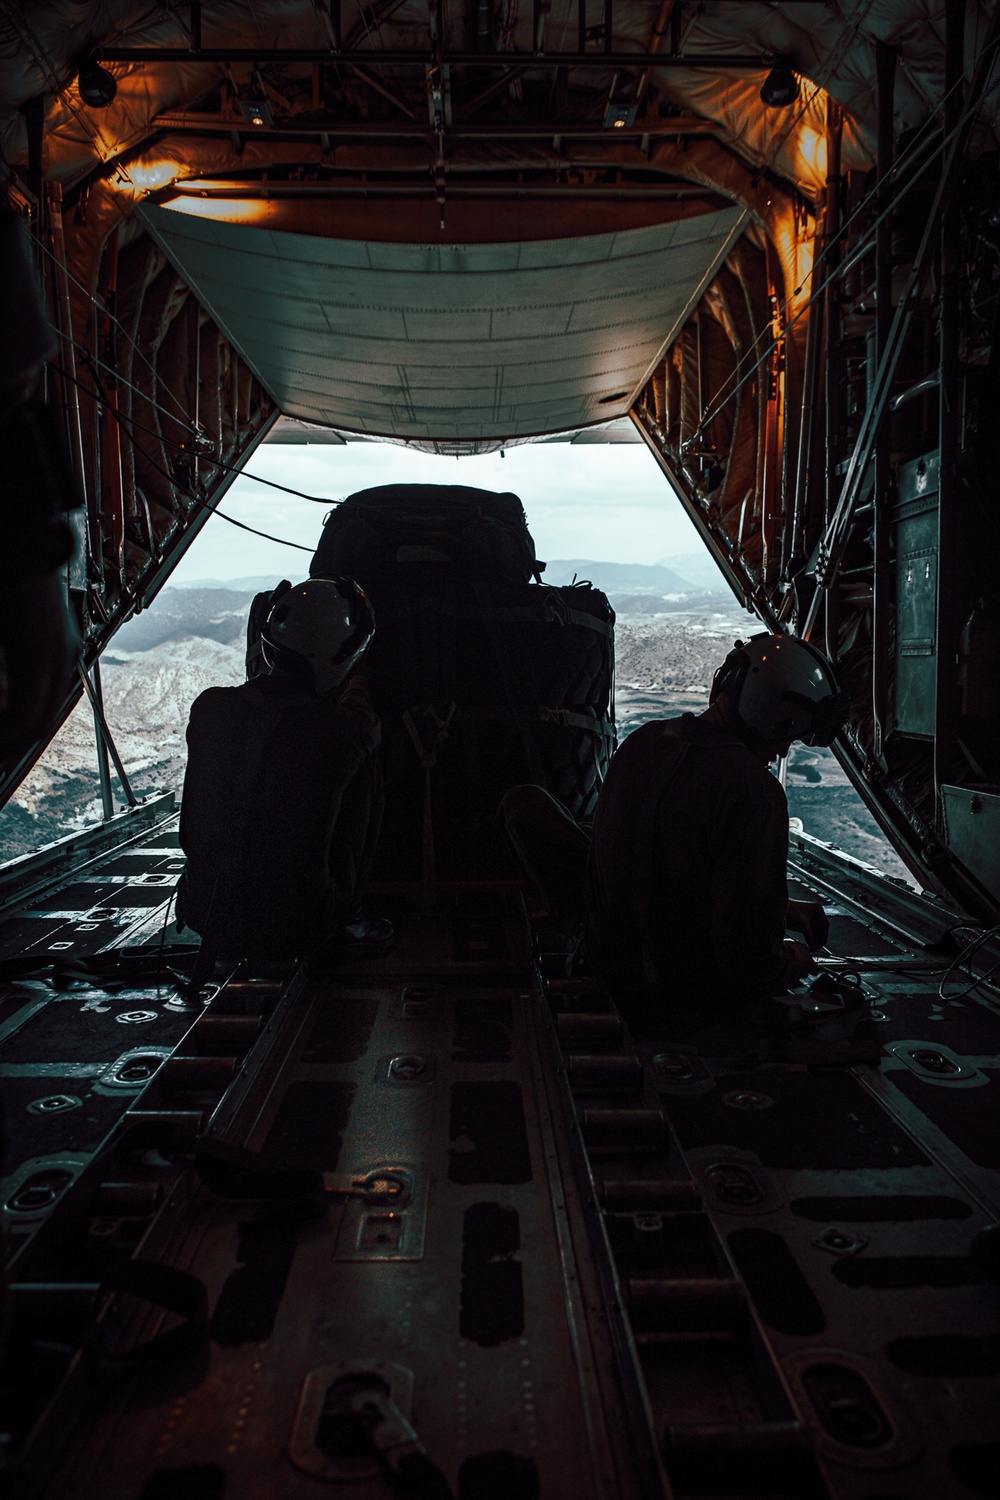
xmin=171 ymin=440 xmax=703 ymax=581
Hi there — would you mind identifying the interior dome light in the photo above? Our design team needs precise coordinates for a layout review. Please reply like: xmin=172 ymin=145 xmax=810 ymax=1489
xmin=239 ymin=97 xmax=274 ymax=128
xmin=760 ymin=62 xmax=799 ymax=108
xmin=604 ymin=101 xmax=637 ymax=130
xmin=77 ymin=50 xmax=117 ymax=108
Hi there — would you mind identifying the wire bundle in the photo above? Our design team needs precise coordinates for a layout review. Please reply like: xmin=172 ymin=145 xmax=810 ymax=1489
xmin=938 ymin=923 xmax=1000 ymax=1002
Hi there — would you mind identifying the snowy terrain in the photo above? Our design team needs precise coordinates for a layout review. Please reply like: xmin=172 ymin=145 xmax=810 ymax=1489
xmin=614 ymin=609 xmax=913 ymax=883
xmin=0 ymin=571 xmax=912 ymax=885
xmin=0 ymin=619 xmax=246 ymax=862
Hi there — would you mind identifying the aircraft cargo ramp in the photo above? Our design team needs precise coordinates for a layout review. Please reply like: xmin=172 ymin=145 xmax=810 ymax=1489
xmin=1 ymin=810 xmax=999 ymax=1499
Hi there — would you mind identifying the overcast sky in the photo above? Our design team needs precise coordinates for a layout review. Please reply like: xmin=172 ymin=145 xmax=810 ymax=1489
xmin=170 ymin=439 xmax=704 ymax=583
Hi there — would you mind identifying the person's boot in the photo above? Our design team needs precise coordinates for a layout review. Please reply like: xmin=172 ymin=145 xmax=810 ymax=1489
xmin=306 ymin=910 xmax=395 ymax=971
xmin=339 ymin=911 xmax=396 ymax=957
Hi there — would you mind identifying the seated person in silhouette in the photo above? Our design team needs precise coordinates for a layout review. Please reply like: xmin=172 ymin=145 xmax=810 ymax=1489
xmin=503 ymin=634 xmax=847 ymax=1018
xmin=0 ymin=191 xmax=81 ymax=771
xmin=177 ymin=577 xmax=391 ymax=963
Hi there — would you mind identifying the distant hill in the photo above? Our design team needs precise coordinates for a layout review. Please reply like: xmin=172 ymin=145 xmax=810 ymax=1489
xmin=112 ymin=563 xmax=741 ymax=662
xmin=168 ymin=558 xmax=733 ymax=596
xmin=608 ymin=592 xmax=741 ymax=615
xmin=0 ymin=632 xmax=244 ymax=864
xmin=173 ymin=574 xmax=292 ymax=592
xmin=543 ymin=560 xmax=700 ymax=593
xmin=112 ymin=588 xmax=257 ymax=654
xmin=660 ymin=552 xmax=730 ymax=590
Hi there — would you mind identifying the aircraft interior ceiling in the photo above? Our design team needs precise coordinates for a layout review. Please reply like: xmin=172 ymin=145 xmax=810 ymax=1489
xmin=135 ymin=201 xmax=748 ymax=440
xmin=2 ymin=0 xmax=1000 ymax=918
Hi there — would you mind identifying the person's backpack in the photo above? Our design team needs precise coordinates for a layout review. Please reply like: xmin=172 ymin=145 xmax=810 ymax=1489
xmin=310 ymin=484 xmax=542 ymax=593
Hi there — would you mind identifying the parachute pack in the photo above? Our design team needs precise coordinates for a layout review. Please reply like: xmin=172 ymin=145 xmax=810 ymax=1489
xmin=249 ymin=483 xmax=617 ymax=884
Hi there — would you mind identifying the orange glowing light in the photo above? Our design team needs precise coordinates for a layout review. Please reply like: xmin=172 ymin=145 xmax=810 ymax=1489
xmin=794 ymin=233 xmax=814 ymax=289
xmin=796 ymin=128 xmax=827 ymax=180
xmin=126 ymin=159 xmax=183 ymax=193
xmin=160 ymin=195 xmax=272 ymax=224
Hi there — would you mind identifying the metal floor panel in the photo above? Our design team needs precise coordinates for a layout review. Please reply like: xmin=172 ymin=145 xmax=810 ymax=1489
xmin=534 ymin=860 xmax=1000 ymax=1500
xmin=4 ymin=816 xmax=1000 ymax=1498
xmin=48 ymin=908 xmax=650 ymax=1500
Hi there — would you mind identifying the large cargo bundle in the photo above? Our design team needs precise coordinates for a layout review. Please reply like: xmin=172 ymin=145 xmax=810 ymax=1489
xmin=311 ymin=482 xmax=540 ymax=588
xmin=309 ymin=484 xmax=616 ymax=882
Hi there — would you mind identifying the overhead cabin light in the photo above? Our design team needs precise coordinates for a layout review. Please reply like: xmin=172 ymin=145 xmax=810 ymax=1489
xmin=604 ymin=101 xmax=637 ymax=130
xmin=239 ymin=96 xmax=274 ymax=128
xmin=760 ymin=62 xmax=800 ymax=109
xmin=77 ymin=50 xmax=117 ymax=109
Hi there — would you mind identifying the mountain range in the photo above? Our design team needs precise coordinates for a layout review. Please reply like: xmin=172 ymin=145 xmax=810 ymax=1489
xmin=170 ymin=555 xmax=733 ymax=599
xmin=1 ymin=572 xmax=739 ymax=862
xmin=542 ymin=560 xmax=695 ymax=593
xmin=0 ymin=567 xmax=909 ymax=884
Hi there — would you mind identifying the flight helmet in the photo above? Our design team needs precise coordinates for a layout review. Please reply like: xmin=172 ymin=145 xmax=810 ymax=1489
xmin=261 ymin=577 xmax=375 ymax=696
xmin=710 ymin=633 xmax=848 ymax=748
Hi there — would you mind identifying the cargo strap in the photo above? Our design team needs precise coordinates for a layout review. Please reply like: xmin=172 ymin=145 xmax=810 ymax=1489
xmin=481 ymin=600 xmax=613 ymax=637
xmin=193 ymin=1139 xmax=326 ymax=1212
xmin=403 ymin=704 xmax=456 ymax=907
xmin=100 ymin=1257 xmax=209 ymax=1363
xmin=378 ymin=597 xmax=613 ymax=638
xmin=458 ymin=705 xmax=613 ymax=737
xmin=471 ymin=580 xmax=549 ymax=788
xmin=245 ymin=638 xmax=267 ymax=677
xmin=532 ymin=582 xmax=616 ymax=637
xmin=0 ymin=945 xmax=199 ymax=985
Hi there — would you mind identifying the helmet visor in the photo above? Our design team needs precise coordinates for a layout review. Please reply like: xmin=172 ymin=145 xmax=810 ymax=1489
xmin=786 ymin=688 xmax=850 ymax=747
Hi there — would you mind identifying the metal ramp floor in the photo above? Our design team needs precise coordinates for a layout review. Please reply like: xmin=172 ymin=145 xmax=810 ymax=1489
xmin=1 ymin=809 xmax=999 ymax=1498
